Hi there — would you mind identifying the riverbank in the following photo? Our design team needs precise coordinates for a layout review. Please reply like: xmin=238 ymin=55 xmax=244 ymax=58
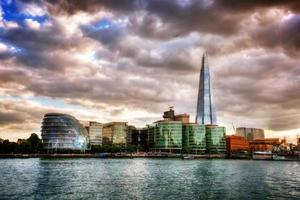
xmin=0 ymin=153 xmax=299 ymax=160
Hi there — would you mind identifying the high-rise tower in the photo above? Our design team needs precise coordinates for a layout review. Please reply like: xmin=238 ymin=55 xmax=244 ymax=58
xmin=196 ymin=52 xmax=217 ymax=125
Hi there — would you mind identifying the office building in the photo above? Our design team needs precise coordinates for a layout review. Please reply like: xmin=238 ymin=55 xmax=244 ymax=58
xmin=148 ymin=120 xmax=182 ymax=152
xmin=182 ymin=123 xmax=206 ymax=154
xmin=87 ymin=122 xmax=103 ymax=146
xmin=236 ymin=127 xmax=264 ymax=141
xmin=226 ymin=135 xmax=250 ymax=154
xmin=127 ymin=126 xmax=149 ymax=151
xmin=102 ymin=122 xmax=127 ymax=144
xmin=196 ymin=52 xmax=217 ymax=125
xmin=206 ymin=125 xmax=226 ymax=154
xmin=41 ymin=113 xmax=89 ymax=152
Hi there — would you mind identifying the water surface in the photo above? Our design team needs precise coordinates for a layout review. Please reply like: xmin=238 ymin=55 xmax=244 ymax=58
xmin=0 ymin=159 xmax=299 ymax=199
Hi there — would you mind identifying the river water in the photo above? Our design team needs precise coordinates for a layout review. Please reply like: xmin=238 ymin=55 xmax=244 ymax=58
xmin=0 ymin=158 xmax=299 ymax=199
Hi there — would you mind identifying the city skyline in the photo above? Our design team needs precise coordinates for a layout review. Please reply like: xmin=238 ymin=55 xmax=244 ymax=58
xmin=0 ymin=1 xmax=300 ymax=142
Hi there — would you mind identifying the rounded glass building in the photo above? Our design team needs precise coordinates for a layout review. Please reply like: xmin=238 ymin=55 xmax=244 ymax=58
xmin=41 ymin=113 xmax=89 ymax=152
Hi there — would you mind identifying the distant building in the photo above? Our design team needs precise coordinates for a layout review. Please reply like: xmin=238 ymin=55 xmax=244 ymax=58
xmin=226 ymin=135 xmax=250 ymax=154
xmin=206 ymin=125 xmax=226 ymax=154
xmin=148 ymin=120 xmax=182 ymax=153
xmin=126 ymin=126 xmax=149 ymax=151
xmin=236 ymin=127 xmax=264 ymax=141
xmin=87 ymin=122 xmax=103 ymax=146
xmin=41 ymin=113 xmax=89 ymax=152
xmin=162 ymin=107 xmax=190 ymax=123
xmin=182 ymin=123 xmax=206 ymax=154
xmin=102 ymin=122 xmax=127 ymax=144
xmin=196 ymin=53 xmax=217 ymax=125
xmin=249 ymin=138 xmax=281 ymax=152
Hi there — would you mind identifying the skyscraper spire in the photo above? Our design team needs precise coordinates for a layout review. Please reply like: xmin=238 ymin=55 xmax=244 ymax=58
xmin=196 ymin=52 xmax=217 ymax=125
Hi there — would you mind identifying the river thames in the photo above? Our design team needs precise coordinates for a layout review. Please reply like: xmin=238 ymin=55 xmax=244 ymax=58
xmin=0 ymin=159 xmax=299 ymax=199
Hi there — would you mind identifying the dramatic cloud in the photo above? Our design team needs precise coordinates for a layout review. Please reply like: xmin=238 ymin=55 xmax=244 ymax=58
xmin=0 ymin=0 xmax=299 ymax=142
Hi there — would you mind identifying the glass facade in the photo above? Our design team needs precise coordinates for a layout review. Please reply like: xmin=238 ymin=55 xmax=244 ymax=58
xmin=206 ymin=125 xmax=226 ymax=154
xmin=149 ymin=121 xmax=182 ymax=152
xmin=41 ymin=113 xmax=89 ymax=152
xmin=102 ymin=122 xmax=127 ymax=144
xmin=196 ymin=53 xmax=217 ymax=125
xmin=182 ymin=124 xmax=206 ymax=154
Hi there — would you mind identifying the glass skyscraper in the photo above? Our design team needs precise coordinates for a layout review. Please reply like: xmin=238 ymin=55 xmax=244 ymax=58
xmin=196 ymin=52 xmax=217 ymax=125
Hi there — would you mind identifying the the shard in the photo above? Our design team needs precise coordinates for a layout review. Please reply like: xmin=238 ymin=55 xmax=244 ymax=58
xmin=196 ymin=52 xmax=217 ymax=125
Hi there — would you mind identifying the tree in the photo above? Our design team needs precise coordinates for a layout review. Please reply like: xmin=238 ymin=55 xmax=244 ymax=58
xmin=27 ymin=133 xmax=42 ymax=153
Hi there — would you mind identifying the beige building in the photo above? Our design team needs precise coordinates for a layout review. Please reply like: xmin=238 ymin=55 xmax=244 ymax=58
xmin=80 ymin=120 xmax=103 ymax=146
xmin=102 ymin=122 xmax=127 ymax=144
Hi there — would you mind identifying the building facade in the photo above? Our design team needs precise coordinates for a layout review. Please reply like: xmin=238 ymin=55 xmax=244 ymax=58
xmin=249 ymin=138 xmax=281 ymax=152
xmin=87 ymin=122 xmax=103 ymax=146
xmin=196 ymin=53 xmax=217 ymax=125
xmin=226 ymin=135 xmax=250 ymax=154
xmin=236 ymin=127 xmax=265 ymax=141
xmin=206 ymin=125 xmax=226 ymax=154
xmin=182 ymin=123 xmax=206 ymax=154
xmin=148 ymin=121 xmax=182 ymax=152
xmin=102 ymin=122 xmax=127 ymax=144
xmin=41 ymin=113 xmax=89 ymax=152
xmin=126 ymin=126 xmax=149 ymax=151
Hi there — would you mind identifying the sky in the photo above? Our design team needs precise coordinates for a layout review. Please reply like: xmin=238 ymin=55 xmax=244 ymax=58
xmin=0 ymin=0 xmax=299 ymax=142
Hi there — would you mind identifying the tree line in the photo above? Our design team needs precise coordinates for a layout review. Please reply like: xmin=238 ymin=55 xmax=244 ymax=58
xmin=0 ymin=133 xmax=42 ymax=154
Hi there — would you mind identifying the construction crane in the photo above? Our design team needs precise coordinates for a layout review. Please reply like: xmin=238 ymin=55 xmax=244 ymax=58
xmin=231 ymin=122 xmax=236 ymax=134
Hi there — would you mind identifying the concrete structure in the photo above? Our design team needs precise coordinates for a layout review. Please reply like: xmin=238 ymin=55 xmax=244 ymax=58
xmin=148 ymin=120 xmax=182 ymax=152
xmin=196 ymin=53 xmax=217 ymax=125
xmin=236 ymin=127 xmax=264 ymax=141
xmin=182 ymin=123 xmax=206 ymax=154
xmin=102 ymin=122 xmax=127 ymax=144
xmin=226 ymin=135 xmax=249 ymax=154
xmin=205 ymin=125 xmax=226 ymax=154
xmin=162 ymin=107 xmax=190 ymax=123
xmin=41 ymin=113 xmax=89 ymax=152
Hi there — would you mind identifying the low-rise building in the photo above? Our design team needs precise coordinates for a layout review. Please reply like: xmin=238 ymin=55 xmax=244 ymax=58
xmin=102 ymin=122 xmax=127 ymax=144
xmin=249 ymin=138 xmax=281 ymax=152
xmin=226 ymin=135 xmax=249 ymax=155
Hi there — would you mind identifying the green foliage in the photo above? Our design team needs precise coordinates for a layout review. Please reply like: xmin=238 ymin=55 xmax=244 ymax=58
xmin=0 ymin=133 xmax=42 ymax=154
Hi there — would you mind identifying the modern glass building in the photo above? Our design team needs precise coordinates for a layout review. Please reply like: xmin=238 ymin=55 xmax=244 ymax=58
xmin=196 ymin=52 xmax=217 ymax=125
xmin=102 ymin=122 xmax=127 ymax=144
xmin=182 ymin=124 xmax=206 ymax=154
xmin=41 ymin=113 xmax=89 ymax=152
xmin=206 ymin=125 xmax=226 ymax=154
xmin=148 ymin=121 xmax=182 ymax=152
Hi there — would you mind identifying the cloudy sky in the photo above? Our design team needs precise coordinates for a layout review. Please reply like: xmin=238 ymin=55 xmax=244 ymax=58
xmin=0 ymin=0 xmax=299 ymax=142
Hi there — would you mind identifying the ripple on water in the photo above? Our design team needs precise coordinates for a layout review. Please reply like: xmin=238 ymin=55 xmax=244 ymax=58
xmin=0 ymin=159 xmax=299 ymax=200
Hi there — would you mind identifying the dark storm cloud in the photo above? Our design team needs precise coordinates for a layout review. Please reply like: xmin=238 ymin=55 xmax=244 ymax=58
xmin=1 ymin=0 xmax=300 ymax=139
xmin=0 ymin=21 xmax=80 ymax=71
xmin=251 ymin=15 xmax=300 ymax=53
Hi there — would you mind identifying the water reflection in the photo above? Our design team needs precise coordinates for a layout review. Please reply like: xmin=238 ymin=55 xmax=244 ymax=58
xmin=0 ymin=159 xmax=299 ymax=199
